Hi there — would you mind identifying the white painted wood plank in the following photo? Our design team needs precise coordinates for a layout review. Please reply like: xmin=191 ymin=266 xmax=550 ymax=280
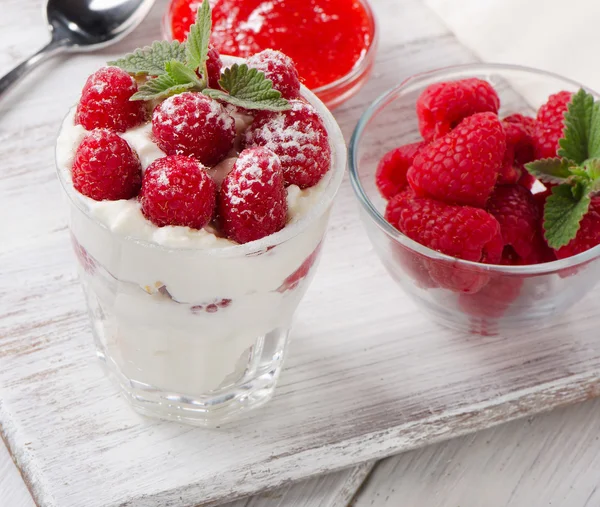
xmin=354 ymin=398 xmax=600 ymax=507
xmin=0 ymin=439 xmax=35 ymax=507
xmin=3 ymin=1 xmax=600 ymax=507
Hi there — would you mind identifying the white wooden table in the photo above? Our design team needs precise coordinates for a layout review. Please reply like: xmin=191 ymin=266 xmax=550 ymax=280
xmin=2 ymin=0 xmax=600 ymax=506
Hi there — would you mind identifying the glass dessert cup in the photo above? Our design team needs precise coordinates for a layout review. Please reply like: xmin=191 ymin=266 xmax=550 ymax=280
xmin=57 ymin=86 xmax=346 ymax=426
xmin=161 ymin=0 xmax=378 ymax=110
xmin=349 ymin=64 xmax=600 ymax=335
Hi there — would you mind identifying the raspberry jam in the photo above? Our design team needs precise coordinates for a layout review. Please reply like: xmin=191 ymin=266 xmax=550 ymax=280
xmin=167 ymin=0 xmax=375 ymax=92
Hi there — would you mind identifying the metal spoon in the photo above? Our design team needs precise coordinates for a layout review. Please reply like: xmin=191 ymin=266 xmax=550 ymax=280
xmin=0 ymin=0 xmax=156 ymax=99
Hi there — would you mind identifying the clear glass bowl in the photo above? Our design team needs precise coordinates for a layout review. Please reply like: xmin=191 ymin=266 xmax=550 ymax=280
xmin=56 ymin=85 xmax=346 ymax=426
xmin=161 ymin=0 xmax=378 ymax=110
xmin=349 ymin=63 xmax=600 ymax=335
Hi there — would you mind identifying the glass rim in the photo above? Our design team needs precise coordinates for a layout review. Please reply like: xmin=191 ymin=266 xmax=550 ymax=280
xmin=349 ymin=62 xmax=600 ymax=275
xmin=56 ymin=78 xmax=347 ymax=257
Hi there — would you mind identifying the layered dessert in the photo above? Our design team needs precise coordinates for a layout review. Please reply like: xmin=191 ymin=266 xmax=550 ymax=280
xmin=56 ymin=0 xmax=345 ymax=423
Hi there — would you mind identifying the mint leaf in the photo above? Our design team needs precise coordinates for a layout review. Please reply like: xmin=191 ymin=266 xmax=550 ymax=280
xmin=165 ymin=60 xmax=204 ymax=88
xmin=588 ymin=102 xmax=600 ymax=159
xmin=185 ymin=0 xmax=211 ymax=76
xmin=108 ymin=41 xmax=186 ymax=76
xmin=525 ymin=157 xmax=573 ymax=184
xmin=558 ymin=88 xmax=594 ymax=164
xmin=130 ymin=74 xmax=195 ymax=101
xmin=544 ymin=183 xmax=592 ymax=249
xmin=204 ymin=64 xmax=290 ymax=111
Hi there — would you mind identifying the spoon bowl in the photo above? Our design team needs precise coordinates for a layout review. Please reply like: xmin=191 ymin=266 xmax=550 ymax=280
xmin=0 ymin=0 xmax=155 ymax=98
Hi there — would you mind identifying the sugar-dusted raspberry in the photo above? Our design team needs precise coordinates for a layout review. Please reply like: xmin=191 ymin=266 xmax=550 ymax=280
xmin=140 ymin=155 xmax=216 ymax=229
xmin=407 ymin=112 xmax=506 ymax=207
xmin=416 ymin=78 xmax=500 ymax=142
xmin=499 ymin=114 xmax=537 ymax=185
xmin=244 ymin=99 xmax=330 ymax=188
xmin=486 ymin=185 xmax=539 ymax=261
xmin=247 ymin=49 xmax=301 ymax=99
xmin=534 ymin=91 xmax=572 ymax=159
xmin=152 ymin=92 xmax=235 ymax=166
xmin=393 ymin=191 xmax=503 ymax=264
xmin=205 ymin=45 xmax=223 ymax=89
xmin=75 ymin=67 xmax=146 ymax=132
xmin=375 ymin=142 xmax=424 ymax=199
xmin=72 ymin=129 xmax=142 ymax=201
xmin=555 ymin=196 xmax=600 ymax=259
xmin=218 ymin=147 xmax=287 ymax=244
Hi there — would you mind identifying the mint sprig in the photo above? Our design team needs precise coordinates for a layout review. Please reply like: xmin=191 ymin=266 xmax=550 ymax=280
xmin=204 ymin=64 xmax=291 ymax=111
xmin=108 ymin=40 xmax=187 ymax=76
xmin=525 ymin=88 xmax=600 ymax=249
xmin=111 ymin=0 xmax=290 ymax=110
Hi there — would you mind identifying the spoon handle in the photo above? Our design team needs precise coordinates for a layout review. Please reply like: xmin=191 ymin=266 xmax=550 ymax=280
xmin=0 ymin=38 xmax=69 ymax=100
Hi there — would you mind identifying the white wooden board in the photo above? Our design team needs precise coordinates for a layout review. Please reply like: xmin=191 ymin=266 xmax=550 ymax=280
xmin=2 ymin=0 xmax=600 ymax=507
xmin=354 ymin=398 xmax=600 ymax=507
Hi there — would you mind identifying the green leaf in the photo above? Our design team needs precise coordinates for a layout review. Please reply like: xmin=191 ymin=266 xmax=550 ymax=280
xmin=185 ymin=0 xmax=211 ymax=76
xmin=588 ymin=101 xmax=600 ymax=159
xmin=525 ymin=157 xmax=573 ymax=184
xmin=165 ymin=60 xmax=204 ymax=88
xmin=130 ymin=74 xmax=195 ymax=101
xmin=587 ymin=159 xmax=600 ymax=193
xmin=543 ymin=182 xmax=592 ymax=249
xmin=558 ymin=88 xmax=594 ymax=164
xmin=204 ymin=64 xmax=291 ymax=111
xmin=108 ymin=40 xmax=187 ymax=76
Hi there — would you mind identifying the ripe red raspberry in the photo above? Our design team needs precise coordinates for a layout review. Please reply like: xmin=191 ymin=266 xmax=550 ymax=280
xmin=416 ymin=78 xmax=500 ymax=142
xmin=277 ymin=243 xmax=322 ymax=293
xmin=555 ymin=196 xmax=600 ymax=259
xmin=152 ymin=92 xmax=236 ymax=166
xmin=375 ymin=142 xmax=424 ymax=199
xmin=407 ymin=112 xmax=506 ymax=207
xmin=486 ymin=185 xmax=539 ymax=261
xmin=72 ymin=129 xmax=142 ymax=201
xmin=244 ymin=100 xmax=330 ymax=189
xmin=75 ymin=67 xmax=146 ymax=133
xmin=385 ymin=190 xmax=409 ymax=226
xmin=218 ymin=147 xmax=287 ymax=244
xmin=247 ymin=49 xmax=301 ymax=100
xmin=533 ymin=91 xmax=572 ymax=159
xmin=140 ymin=155 xmax=216 ymax=229
xmin=499 ymin=114 xmax=537 ymax=185
xmin=205 ymin=45 xmax=223 ymax=89
xmin=393 ymin=192 xmax=503 ymax=264
xmin=459 ymin=274 xmax=524 ymax=320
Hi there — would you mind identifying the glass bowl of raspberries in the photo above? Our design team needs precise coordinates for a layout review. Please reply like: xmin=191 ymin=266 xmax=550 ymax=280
xmin=55 ymin=3 xmax=346 ymax=426
xmin=349 ymin=63 xmax=600 ymax=335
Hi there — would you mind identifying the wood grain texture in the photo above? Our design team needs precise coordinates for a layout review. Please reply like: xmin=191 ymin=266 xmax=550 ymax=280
xmin=353 ymin=398 xmax=600 ymax=507
xmin=2 ymin=1 xmax=600 ymax=507
xmin=0 ymin=438 xmax=35 ymax=507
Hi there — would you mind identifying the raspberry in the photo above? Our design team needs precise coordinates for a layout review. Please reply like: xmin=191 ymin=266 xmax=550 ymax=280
xmin=384 ymin=191 xmax=408 ymax=226
xmin=498 ymin=115 xmax=537 ymax=185
xmin=459 ymin=274 xmax=523 ymax=320
xmin=244 ymin=99 xmax=330 ymax=189
xmin=247 ymin=49 xmax=301 ymax=100
xmin=375 ymin=142 xmax=424 ymax=199
xmin=555 ymin=196 xmax=600 ymax=259
xmin=416 ymin=78 xmax=500 ymax=142
xmin=533 ymin=91 xmax=572 ymax=159
xmin=205 ymin=45 xmax=223 ymax=89
xmin=393 ymin=192 xmax=503 ymax=264
xmin=218 ymin=147 xmax=287 ymax=244
xmin=152 ymin=92 xmax=236 ymax=166
xmin=518 ymin=171 xmax=537 ymax=190
xmin=75 ymin=67 xmax=146 ymax=132
xmin=72 ymin=129 xmax=142 ymax=201
xmin=140 ymin=155 xmax=216 ymax=229
xmin=486 ymin=185 xmax=539 ymax=261
xmin=277 ymin=243 xmax=323 ymax=293
xmin=407 ymin=112 xmax=506 ymax=207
